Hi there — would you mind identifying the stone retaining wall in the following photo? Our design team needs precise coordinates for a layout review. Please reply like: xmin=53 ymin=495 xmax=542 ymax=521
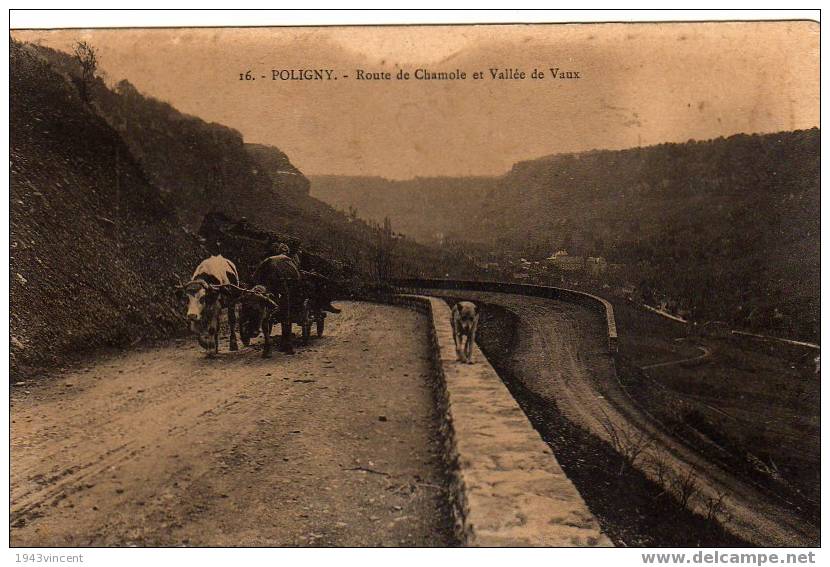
xmin=392 ymin=279 xmax=618 ymax=353
xmin=394 ymin=294 xmax=612 ymax=547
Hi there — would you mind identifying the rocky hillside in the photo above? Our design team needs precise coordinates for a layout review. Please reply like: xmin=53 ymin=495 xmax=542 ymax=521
xmin=246 ymin=143 xmax=310 ymax=198
xmin=310 ymin=175 xmax=499 ymax=243
xmin=91 ymin=78 xmax=297 ymax=231
xmin=10 ymin=42 xmax=206 ymax=375
xmin=27 ymin=43 xmax=482 ymax=282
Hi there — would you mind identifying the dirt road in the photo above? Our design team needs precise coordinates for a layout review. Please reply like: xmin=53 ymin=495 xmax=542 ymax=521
xmin=425 ymin=290 xmax=818 ymax=547
xmin=11 ymin=301 xmax=453 ymax=547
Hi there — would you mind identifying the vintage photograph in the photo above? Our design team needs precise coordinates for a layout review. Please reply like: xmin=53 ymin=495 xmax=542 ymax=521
xmin=8 ymin=13 xmax=820 ymax=550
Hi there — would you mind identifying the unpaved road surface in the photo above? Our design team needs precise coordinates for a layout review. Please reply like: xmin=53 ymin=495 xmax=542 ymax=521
xmin=11 ymin=301 xmax=453 ymax=547
xmin=425 ymin=290 xmax=818 ymax=547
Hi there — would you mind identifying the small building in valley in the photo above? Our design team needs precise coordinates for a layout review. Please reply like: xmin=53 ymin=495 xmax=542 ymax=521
xmin=546 ymin=250 xmax=585 ymax=272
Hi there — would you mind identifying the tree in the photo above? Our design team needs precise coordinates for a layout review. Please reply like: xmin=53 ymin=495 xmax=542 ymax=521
xmin=373 ymin=216 xmax=396 ymax=283
xmin=73 ymin=41 xmax=98 ymax=102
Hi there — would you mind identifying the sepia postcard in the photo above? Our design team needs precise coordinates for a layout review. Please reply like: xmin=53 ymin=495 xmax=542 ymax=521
xmin=8 ymin=11 xmax=821 ymax=557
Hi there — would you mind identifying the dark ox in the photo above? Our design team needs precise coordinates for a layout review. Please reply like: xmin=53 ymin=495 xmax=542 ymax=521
xmin=300 ymin=270 xmax=341 ymax=315
xmin=184 ymin=255 xmax=240 ymax=355
xmin=240 ymin=254 xmax=301 ymax=357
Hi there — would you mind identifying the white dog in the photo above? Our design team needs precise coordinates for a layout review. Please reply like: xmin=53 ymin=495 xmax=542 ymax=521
xmin=451 ymin=301 xmax=479 ymax=364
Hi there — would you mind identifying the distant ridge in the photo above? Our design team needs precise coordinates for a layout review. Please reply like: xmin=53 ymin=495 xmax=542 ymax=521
xmin=311 ymin=129 xmax=819 ymax=341
xmin=310 ymin=175 xmax=500 ymax=243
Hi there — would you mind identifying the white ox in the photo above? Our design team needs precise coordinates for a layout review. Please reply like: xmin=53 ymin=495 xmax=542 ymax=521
xmin=184 ymin=255 xmax=240 ymax=356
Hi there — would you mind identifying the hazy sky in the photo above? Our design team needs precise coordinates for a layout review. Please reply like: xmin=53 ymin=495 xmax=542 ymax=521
xmin=13 ymin=22 xmax=819 ymax=179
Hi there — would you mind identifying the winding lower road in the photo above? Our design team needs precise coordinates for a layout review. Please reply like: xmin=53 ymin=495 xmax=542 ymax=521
xmin=641 ymin=346 xmax=711 ymax=370
xmin=424 ymin=289 xmax=818 ymax=547
xmin=11 ymin=302 xmax=453 ymax=547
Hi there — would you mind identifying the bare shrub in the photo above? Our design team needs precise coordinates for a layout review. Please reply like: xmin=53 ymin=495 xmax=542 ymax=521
xmin=703 ymin=488 xmax=731 ymax=526
xmin=647 ymin=453 xmax=731 ymax=530
xmin=645 ymin=450 xmax=672 ymax=497
xmin=671 ymin=466 xmax=701 ymax=509
xmin=599 ymin=409 xmax=655 ymax=475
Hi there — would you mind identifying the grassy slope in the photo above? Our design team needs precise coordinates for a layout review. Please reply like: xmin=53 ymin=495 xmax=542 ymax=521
xmin=606 ymin=294 xmax=819 ymax=515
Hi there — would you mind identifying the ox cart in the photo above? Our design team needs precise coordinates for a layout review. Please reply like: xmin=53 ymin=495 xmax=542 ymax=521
xmin=199 ymin=212 xmax=343 ymax=353
xmin=255 ymin=269 xmax=338 ymax=346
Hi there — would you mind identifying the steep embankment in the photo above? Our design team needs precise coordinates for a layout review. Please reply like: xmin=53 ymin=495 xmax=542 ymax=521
xmin=10 ymin=42 xmax=206 ymax=375
xmin=310 ymin=175 xmax=499 ymax=243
